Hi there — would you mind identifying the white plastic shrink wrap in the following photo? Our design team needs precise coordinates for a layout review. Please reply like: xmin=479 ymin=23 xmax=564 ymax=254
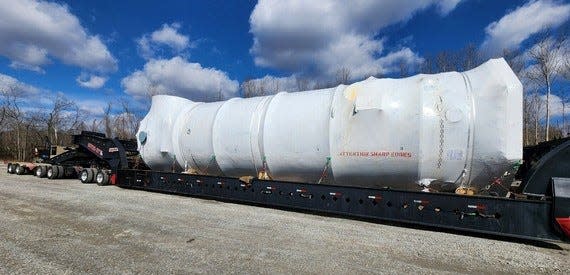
xmin=137 ymin=58 xmax=522 ymax=191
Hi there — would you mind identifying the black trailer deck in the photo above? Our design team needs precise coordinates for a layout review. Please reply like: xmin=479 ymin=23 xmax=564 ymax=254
xmin=116 ymin=169 xmax=570 ymax=242
xmin=115 ymin=139 xmax=570 ymax=242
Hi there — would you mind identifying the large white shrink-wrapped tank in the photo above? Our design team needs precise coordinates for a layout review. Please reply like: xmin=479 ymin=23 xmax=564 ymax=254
xmin=137 ymin=58 xmax=523 ymax=191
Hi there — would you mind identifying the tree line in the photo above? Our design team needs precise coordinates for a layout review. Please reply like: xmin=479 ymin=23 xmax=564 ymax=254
xmin=0 ymin=86 xmax=139 ymax=161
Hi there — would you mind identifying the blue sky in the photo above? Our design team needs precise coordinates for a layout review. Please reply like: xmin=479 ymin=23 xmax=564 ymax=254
xmin=0 ymin=0 xmax=569 ymax=119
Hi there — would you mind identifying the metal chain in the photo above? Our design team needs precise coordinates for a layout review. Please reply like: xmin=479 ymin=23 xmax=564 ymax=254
xmin=436 ymin=96 xmax=445 ymax=169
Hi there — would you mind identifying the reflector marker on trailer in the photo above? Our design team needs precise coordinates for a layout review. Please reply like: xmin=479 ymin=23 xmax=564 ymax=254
xmin=196 ymin=179 xmax=202 ymax=183
xmin=329 ymin=192 xmax=342 ymax=197
xmin=296 ymin=188 xmax=307 ymax=193
xmin=266 ymin=186 xmax=276 ymax=190
xmin=368 ymin=195 xmax=382 ymax=200
xmin=468 ymin=204 xmax=486 ymax=210
xmin=413 ymin=200 xmax=430 ymax=205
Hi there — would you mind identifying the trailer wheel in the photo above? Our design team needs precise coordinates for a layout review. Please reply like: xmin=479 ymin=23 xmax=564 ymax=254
xmin=56 ymin=166 xmax=64 ymax=179
xmin=96 ymin=171 xmax=110 ymax=186
xmin=34 ymin=165 xmax=46 ymax=178
xmin=15 ymin=164 xmax=25 ymax=175
xmin=90 ymin=168 xmax=97 ymax=182
xmin=47 ymin=166 xmax=58 ymax=179
xmin=7 ymin=163 xmax=14 ymax=174
xmin=35 ymin=166 xmax=47 ymax=178
xmin=80 ymin=168 xmax=94 ymax=183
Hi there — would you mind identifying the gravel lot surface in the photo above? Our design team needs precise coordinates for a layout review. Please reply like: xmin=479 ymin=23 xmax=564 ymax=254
xmin=0 ymin=164 xmax=568 ymax=274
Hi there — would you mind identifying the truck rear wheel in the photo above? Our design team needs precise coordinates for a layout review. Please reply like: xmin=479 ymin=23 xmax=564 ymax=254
xmin=7 ymin=163 xmax=14 ymax=174
xmin=56 ymin=166 xmax=64 ymax=179
xmin=80 ymin=168 xmax=94 ymax=183
xmin=15 ymin=164 xmax=25 ymax=175
xmin=96 ymin=171 xmax=110 ymax=186
xmin=47 ymin=166 xmax=58 ymax=179
xmin=35 ymin=166 xmax=47 ymax=178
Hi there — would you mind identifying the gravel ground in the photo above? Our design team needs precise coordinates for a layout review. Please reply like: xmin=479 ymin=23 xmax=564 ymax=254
xmin=0 ymin=164 xmax=568 ymax=274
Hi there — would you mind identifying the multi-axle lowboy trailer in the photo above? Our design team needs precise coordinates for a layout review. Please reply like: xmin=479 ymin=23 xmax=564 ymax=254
xmin=116 ymin=138 xmax=570 ymax=242
xmin=7 ymin=131 xmax=140 ymax=185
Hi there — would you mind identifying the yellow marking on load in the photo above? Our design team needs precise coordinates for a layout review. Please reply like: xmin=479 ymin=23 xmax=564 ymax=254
xmin=344 ymin=85 xmax=358 ymax=101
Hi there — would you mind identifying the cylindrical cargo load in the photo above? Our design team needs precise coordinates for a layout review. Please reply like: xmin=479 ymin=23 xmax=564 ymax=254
xmin=137 ymin=58 xmax=523 ymax=191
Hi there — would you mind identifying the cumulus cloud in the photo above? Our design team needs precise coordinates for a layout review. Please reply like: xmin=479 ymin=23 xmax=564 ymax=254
xmin=537 ymin=94 xmax=569 ymax=119
xmin=249 ymin=0 xmax=460 ymax=80
xmin=121 ymin=57 xmax=239 ymax=101
xmin=75 ymin=99 xmax=108 ymax=116
xmin=76 ymin=73 xmax=108 ymax=89
xmin=0 ymin=0 xmax=117 ymax=73
xmin=137 ymin=23 xmax=193 ymax=59
xmin=0 ymin=73 xmax=42 ymax=96
xmin=480 ymin=0 xmax=570 ymax=56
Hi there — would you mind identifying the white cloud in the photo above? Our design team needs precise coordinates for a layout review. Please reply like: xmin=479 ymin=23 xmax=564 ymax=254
xmin=151 ymin=23 xmax=190 ymax=51
xmin=538 ymin=94 xmax=568 ymax=118
xmin=0 ymin=73 xmax=41 ymax=96
xmin=249 ymin=0 xmax=461 ymax=80
xmin=137 ymin=23 xmax=192 ymax=59
xmin=76 ymin=73 xmax=108 ymax=89
xmin=437 ymin=0 xmax=463 ymax=15
xmin=121 ymin=56 xmax=239 ymax=102
xmin=377 ymin=48 xmax=424 ymax=74
xmin=76 ymin=99 xmax=107 ymax=116
xmin=480 ymin=0 xmax=570 ymax=56
xmin=519 ymin=35 xmax=570 ymax=84
xmin=0 ymin=0 xmax=117 ymax=73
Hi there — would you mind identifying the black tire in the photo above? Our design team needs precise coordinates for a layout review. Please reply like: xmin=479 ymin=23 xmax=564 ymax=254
xmin=56 ymin=166 xmax=64 ymax=179
xmin=7 ymin=163 xmax=14 ymax=174
xmin=96 ymin=171 xmax=110 ymax=186
xmin=15 ymin=164 xmax=25 ymax=175
xmin=89 ymin=168 xmax=96 ymax=183
xmin=47 ymin=166 xmax=58 ymax=179
xmin=35 ymin=166 xmax=47 ymax=178
xmin=80 ymin=168 xmax=94 ymax=183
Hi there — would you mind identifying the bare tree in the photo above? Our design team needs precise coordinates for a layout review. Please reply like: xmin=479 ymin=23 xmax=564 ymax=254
xmin=241 ymin=78 xmax=259 ymax=98
xmin=562 ymin=95 xmax=569 ymax=137
xmin=1 ymin=84 xmax=26 ymax=160
xmin=398 ymin=60 xmax=409 ymax=78
xmin=44 ymin=94 xmax=76 ymax=145
xmin=420 ymin=53 xmax=436 ymax=73
xmin=503 ymin=48 xmax=525 ymax=77
xmin=113 ymin=99 xmax=139 ymax=139
xmin=217 ymin=84 xmax=223 ymax=101
xmin=335 ymin=67 xmax=351 ymax=85
xmin=89 ymin=118 xmax=102 ymax=132
xmin=526 ymin=31 xmax=567 ymax=141
xmin=104 ymin=102 xmax=113 ymax=138
xmin=435 ymin=51 xmax=455 ymax=72
xmin=296 ymin=77 xmax=310 ymax=91
xmin=242 ymin=77 xmax=282 ymax=98
xmin=459 ymin=43 xmax=480 ymax=71
xmin=267 ymin=78 xmax=280 ymax=94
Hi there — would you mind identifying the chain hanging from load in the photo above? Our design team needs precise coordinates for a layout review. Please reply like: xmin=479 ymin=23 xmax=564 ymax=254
xmin=435 ymin=96 xmax=445 ymax=169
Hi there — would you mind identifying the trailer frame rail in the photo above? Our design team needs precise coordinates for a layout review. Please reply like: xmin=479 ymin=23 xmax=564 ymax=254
xmin=117 ymin=169 xmax=569 ymax=242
